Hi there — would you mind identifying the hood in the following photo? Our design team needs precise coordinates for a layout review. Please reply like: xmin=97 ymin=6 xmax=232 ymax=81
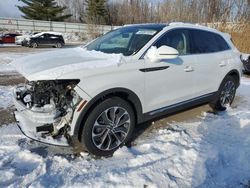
xmin=12 ymin=47 xmax=124 ymax=81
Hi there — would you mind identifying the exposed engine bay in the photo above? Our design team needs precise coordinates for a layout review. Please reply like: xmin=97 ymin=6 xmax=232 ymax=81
xmin=14 ymin=79 xmax=81 ymax=140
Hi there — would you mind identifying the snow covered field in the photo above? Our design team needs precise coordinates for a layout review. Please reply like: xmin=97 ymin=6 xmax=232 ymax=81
xmin=0 ymin=52 xmax=250 ymax=187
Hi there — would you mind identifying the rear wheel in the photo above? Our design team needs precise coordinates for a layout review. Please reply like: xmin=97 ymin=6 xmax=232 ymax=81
xmin=56 ymin=42 xmax=63 ymax=48
xmin=81 ymin=97 xmax=135 ymax=157
xmin=210 ymin=76 xmax=237 ymax=111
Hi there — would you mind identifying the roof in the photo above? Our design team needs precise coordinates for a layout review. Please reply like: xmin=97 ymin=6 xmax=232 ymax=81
xmin=123 ymin=23 xmax=168 ymax=31
xmin=31 ymin=32 xmax=63 ymax=38
xmin=168 ymin=22 xmax=222 ymax=33
xmin=123 ymin=22 xmax=222 ymax=34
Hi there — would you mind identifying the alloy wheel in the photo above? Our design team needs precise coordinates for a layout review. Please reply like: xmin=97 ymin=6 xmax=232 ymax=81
xmin=220 ymin=80 xmax=236 ymax=107
xmin=92 ymin=107 xmax=131 ymax=151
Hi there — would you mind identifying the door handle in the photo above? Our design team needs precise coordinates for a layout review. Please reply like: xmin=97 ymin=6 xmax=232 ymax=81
xmin=184 ymin=66 xmax=194 ymax=72
xmin=219 ymin=62 xmax=227 ymax=67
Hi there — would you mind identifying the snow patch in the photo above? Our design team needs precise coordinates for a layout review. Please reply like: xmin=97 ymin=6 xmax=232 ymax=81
xmin=0 ymin=86 xmax=13 ymax=109
xmin=11 ymin=47 xmax=126 ymax=80
xmin=0 ymin=54 xmax=20 ymax=73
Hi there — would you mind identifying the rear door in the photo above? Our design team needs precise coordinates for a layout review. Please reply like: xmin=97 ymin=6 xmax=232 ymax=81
xmin=143 ymin=29 xmax=197 ymax=112
xmin=49 ymin=34 xmax=58 ymax=45
xmin=189 ymin=29 xmax=232 ymax=96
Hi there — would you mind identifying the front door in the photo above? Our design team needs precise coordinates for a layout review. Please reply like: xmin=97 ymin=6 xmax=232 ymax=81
xmin=143 ymin=29 xmax=197 ymax=113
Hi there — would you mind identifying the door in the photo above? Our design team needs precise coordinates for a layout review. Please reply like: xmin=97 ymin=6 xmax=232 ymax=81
xmin=49 ymin=34 xmax=59 ymax=45
xmin=37 ymin=34 xmax=48 ymax=45
xmin=189 ymin=29 xmax=232 ymax=96
xmin=143 ymin=29 xmax=197 ymax=113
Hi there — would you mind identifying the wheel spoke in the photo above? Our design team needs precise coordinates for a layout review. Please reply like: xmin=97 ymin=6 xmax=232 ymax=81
xmin=113 ymin=126 xmax=128 ymax=135
xmin=92 ymin=127 xmax=107 ymax=137
xmin=110 ymin=131 xmax=122 ymax=145
xmin=115 ymin=111 xmax=129 ymax=127
xmin=109 ymin=107 xmax=117 ymax=123
xmin=97 ymin=129 xmax=109 ymax=149
xmin=106 ymin=133 xmax=112 ymax=150
xmin=114 ymin=109 xmax=126 ymax=124
xmin=100 ymin=110 xmax=113 ymax=124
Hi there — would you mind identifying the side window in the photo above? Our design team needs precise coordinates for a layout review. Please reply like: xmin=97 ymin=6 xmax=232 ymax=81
xmin=191 ymin=30 xmax=230 ymax=54
xmin=154 ymin=29 xmax=191 ymax=55
xmin=214 ymin=34 xmax=230 ymax=51
xmin=39 ymin=35 xmax=43 ymax=38
xmin=50 ymin=35 xmax=58 ymax=39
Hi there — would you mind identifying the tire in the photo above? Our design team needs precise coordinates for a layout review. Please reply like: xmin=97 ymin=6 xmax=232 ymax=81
xmin=56 ymin=42 xmax=62 ymax=48
xmin=30 ymin=42 xmax=38 ymax=48
xmin=81 ymin=97 xmax=135 ymax=157
xmin=210 ymin=76 xmax=237 ymax=111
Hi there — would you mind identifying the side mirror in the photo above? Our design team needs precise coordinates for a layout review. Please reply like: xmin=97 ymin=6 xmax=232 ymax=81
xmin=156 ymin=46 xmax=179 ymax=60
xmin=146 ymin=46 xmax=179 ymax=62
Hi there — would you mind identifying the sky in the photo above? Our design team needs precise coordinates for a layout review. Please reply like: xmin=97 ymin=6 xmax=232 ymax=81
xmin=0 ymin=0 xmax=23 ymax=18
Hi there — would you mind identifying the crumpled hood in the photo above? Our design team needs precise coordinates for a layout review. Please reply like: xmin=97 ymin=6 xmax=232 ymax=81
xmin=12 ymin=47 xmax=124 ymax=81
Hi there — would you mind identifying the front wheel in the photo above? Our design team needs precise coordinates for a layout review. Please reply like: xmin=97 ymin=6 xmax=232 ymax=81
xmin=81 ymin=97 xmax=135 ymax=157
xmin=210 ymin=76 xmax=237 ymax=111
xmin=30 ymin=42 xmax=38 ymax=48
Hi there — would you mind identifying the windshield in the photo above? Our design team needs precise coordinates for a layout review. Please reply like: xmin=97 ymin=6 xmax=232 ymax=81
xmin=86 ymin=26 xmax=162 ymax=56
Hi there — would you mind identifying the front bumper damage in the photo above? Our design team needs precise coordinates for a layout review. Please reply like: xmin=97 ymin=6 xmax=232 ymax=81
xmin=13 ymin=83 xmax=90 ymax=147
xmin=14 ymin=100 xmax=69 ymax=146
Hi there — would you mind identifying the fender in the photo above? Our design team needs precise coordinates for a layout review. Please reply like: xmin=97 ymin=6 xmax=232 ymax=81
xmin=73 ymin=87 xmax=143 ymax=139
xmin=224 ymin=69 xmax=240 ymax=88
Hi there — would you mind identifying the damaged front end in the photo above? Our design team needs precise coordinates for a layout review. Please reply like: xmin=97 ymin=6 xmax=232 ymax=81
xmin=13 ymin=79 xmax=82 ymax=146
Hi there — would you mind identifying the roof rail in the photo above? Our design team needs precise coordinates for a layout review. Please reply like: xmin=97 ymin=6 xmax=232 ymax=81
xmin=169 ymin=22 xmax=200 ymax=26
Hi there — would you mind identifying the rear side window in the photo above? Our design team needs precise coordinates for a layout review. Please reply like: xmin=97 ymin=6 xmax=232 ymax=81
xmin=191 ymin=30 xmax=230 ymax=54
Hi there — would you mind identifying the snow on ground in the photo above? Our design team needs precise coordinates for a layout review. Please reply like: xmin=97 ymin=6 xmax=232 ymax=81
xmin=0 ymin=77 xmax=249 ymax=187
xmin=0 ymin=54 xmax=21 ymax=73
xmin=0 ymin=86 xmax=13 ymax=110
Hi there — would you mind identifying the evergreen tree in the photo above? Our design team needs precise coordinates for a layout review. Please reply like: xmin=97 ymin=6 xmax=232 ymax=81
xmin=86 ymin=0 xmax=108 ymax=24
xmin=17 ymin=0 xmax=72 ymax=21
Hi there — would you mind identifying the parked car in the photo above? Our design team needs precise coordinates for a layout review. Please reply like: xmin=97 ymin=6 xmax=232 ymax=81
xmin=23 ymin=32 xmax=65 ymax=48
xmin=13 ymin=23 xmax=242 ymax=157
xmin=15 ymin=32 xmax=39 ymax=45
xmin=0 ymin=33 xmax=21 ymax=43
xmin=240 ymin=53 xmax=250 ymax=74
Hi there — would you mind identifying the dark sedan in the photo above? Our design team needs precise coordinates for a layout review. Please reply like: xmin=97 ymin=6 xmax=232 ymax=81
xmin=23 ymin=32 xmax=65 ymax=48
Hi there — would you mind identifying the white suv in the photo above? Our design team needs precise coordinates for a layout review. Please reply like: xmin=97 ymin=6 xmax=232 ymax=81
xmin=13 ymin=23 xmax=242 ymax=156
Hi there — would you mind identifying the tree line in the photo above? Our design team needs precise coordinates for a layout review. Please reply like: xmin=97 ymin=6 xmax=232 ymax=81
xmin=18 ymin=0 xmax=250 ymax=24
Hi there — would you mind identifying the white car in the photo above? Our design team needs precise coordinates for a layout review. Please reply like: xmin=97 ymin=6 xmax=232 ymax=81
xmin=13 ymin=23 xmax=242 ymax=156
xmin=15 ymin=32 xmax=38 ymax=45
xmin=15 ymin=35 xmax=29 ymax=45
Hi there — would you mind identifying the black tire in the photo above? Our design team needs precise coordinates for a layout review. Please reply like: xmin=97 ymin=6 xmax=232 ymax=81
xmin=30 ymin=42 xmax=38 ymax=48
xmin=210 ymin=76 xmax=237 ymax=111
xmin=81 ymin=97 xmax=135 ymax=157
xmin=55 ymin=42 xmax=63 ymax=48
